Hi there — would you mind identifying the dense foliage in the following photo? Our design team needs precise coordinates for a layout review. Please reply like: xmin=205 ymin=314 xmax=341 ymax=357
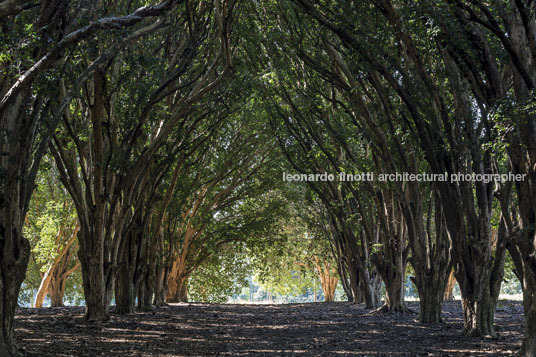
xmin=1 ymin=1 xmax=535 ymax=356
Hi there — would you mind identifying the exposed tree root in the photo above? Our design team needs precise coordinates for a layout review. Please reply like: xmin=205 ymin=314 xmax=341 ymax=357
xmin=371 ymin=303 xmax=415 ymax=315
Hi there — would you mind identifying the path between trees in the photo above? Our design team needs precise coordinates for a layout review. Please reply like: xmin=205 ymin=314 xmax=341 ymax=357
xmin=15 ymin=301 xmax=522 ymax=356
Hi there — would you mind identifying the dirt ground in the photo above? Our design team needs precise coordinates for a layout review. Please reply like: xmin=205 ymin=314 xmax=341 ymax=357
xmin=14 ymin=300 xmax=523 ymax=356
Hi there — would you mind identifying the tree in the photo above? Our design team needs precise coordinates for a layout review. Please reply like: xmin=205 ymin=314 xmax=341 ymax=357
xmin=422 ymin=1 xmax=536 ymax=350
xmin=23 ymin=161 xmax=79 ymax=308
xmin=49 ymin=0 xmax=235 ymax=319
xmin=162 ymin=115 xmax=282 ymax=303
xmin=251 ymin=207 xmax=340 ymax=303
xmin=0 ymin=0 xmax=183 ymax=352
xmin=188 ymin=243 xmax=250 ymax=303
xmin=286 ymin=0 xmax=507 ymax=335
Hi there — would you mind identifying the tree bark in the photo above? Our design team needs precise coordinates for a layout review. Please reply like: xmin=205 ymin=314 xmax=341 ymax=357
xmin=376 ymin=263 xmax=410 ymax=313
xmin=373 ymin=190 xmax=410 ymax=314
xmin=179 ymin=279 xmax=188 ymax=303
xmin=114 ymin=219 xmax=144 ymax=315
xmin=114 ymin=262 xmax=136 ymax=314
xmin=48 ymin=254 xmax=80 ymax=307
xmin=0 ymin=235 xmax=30 ymax=357
xmin=77 ymin=228 xmax=109 ymax=321
xmin=34 ymin=267 xmax=53 ymax=308
xmin=444 ymin=271 xmax=456 ymax=301
xmin=0 ymin=108 xmax=32 ymax=354
xmin=312 ymin=256 xmax=338 ymax=302
xmin=35 ymin=229 xmax=79 ymax=308
xmin=153 ymin=266 xmax=169 ymax=306
xmin=521 ymin=272 xmax=536 ymax=356
xmin=167 ymin=271 xmax=189 ymax=303
xmin=48 ymin=278 xmax=66 ymax=307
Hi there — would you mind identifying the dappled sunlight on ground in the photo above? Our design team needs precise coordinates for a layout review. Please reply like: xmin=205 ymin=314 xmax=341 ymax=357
xmin=14 ymin=301 xmax=523 ymax=356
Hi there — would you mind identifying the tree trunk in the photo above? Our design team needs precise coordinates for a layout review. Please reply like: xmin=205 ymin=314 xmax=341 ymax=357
xmin=460 ymin=289 xmax=495 ymax=337
xmin=138 ymin=232 xmax=158 ymax=312
xmin=418 ymin=284 xmax=444 ymax=323
xmin=372 ymin=189 xmax=410 ymax=314
xmin=411 ymin=251 xmax=451 ymax=323
xmin=402 ymin=181 xmax=451 ymax=323
xmin=413 ymin=258 xmax=450 ymax=323
xmin=321 ymin=275 xmax=337 ymax=302
xmin=450 ymin=223 xmax=505 ymax=337
xmin=136 ymin=234 xmax=154 ymax=312
xmin=168 ymin=275 xmax=187 ymax=302
xmin=358 ymin=268 xmax=381 ymax=309
xmin=340 ymin=233 xmax=380 ymax=308
xmin=114 ymin=222 xmax=143 ymax=315
xmin=49 ymin=279 xmax=66 ymax=308
xmin=34 ymin=224 xmax=79 ymax=309
xmin=114 ymin=262 xmax=135 ymax=314
xmin=456 ymin=258 xmax=497 ymax=337
xmin=179 ymin=278 xmax=188 ymax=303
xmin=313 ymin=256 xmax=339 ymax=302
xmin=167 ymin=273 xmax=189 ymax=303
xmin=0 ymin=180 xmax=31 ymax=356
xmin=48 ymin=260 xmax=80 ymax=308
xmin=505 ymin=90 xmax=536 ymax=355
xmin=34 ymin=268 xmax=53 ymax=308
xmin=78 ymin=228 xmax=109 ymax=321
xmin=521 ymin=272 xmax=536 ymax=356
xmin=153 ymin=266 xmax=169 ymax=306
xmin=137 ymin=278 xmax=152 ymax=311
xmin=336 ymin=257 xmax=353 ymax=302
xmin=0 ymin=238 xmax=30 ymax=357
xmin=346 ymin=256 xmax=361 ymax=305
xmin=444 ymin=271 xmax=456 ymax=301
xmin=376 ymin=266 xmax=410 ymax=313
xmin=374 ymin=239 xmax=410 ymax=313
xmin=138 ymin=243 xmax=155 ymax=311
xmin=166 ymin=250 xmax=191 ymax=303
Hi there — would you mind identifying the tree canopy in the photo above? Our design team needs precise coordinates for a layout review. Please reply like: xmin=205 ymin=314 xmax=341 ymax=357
xmin=1 ymin=0 xmax=535 ymax=356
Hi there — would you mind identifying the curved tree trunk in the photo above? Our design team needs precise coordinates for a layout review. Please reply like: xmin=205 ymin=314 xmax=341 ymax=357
xmin=138 ymin=246 xmax=156 ymax=311
xmin=336 ymin=255 xmax=353 ymax=302
xmin=338 ymin=231 xmax=380 ymax=308
xmin=455 ymin=238 xmax=505 ymax=338
xmin=35 ymin=226 xmax=80 ymax=308
xmin=459 ymin=284 xmax=495 ymax=337
xmin=34 ymin=268 xmax=53 ymax=309
xmin=138 ymin=227 xmax=157 ymax=312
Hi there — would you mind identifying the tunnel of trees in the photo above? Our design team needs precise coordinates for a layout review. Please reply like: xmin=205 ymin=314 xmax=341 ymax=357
xmin=0 ymin=0 xmax=535 ymax=356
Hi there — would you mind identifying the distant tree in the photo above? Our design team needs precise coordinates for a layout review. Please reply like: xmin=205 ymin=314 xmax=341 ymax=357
xmin=23 ymin=160 xmax=79 ymax=308
xmin=188 ymin=243 xmax=250 ymax=303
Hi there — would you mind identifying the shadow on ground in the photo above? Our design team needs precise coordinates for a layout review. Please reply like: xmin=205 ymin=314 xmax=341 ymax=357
xmin=15 ymin=300 xmax=523 ymax=356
